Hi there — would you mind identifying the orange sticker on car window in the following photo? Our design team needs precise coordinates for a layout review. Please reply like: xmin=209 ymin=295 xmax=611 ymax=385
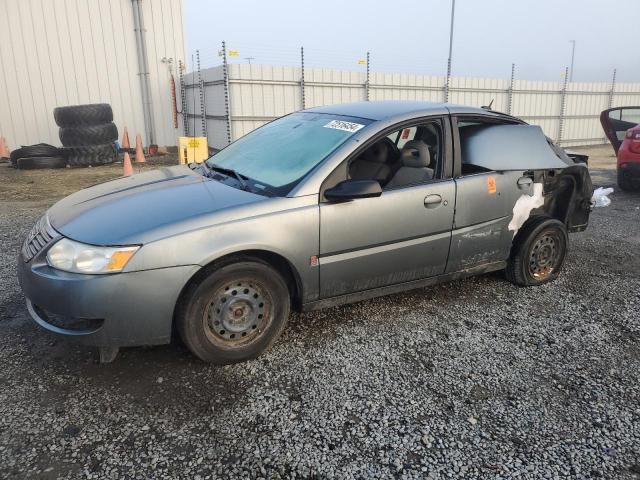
xmin=401 ymin=128 xmax=411 ymax=139
xmin=487 ymin=176 xmax=497 ymax=194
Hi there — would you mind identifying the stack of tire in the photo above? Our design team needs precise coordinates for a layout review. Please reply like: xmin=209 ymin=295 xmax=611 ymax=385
xmin=10 ymin=144 xmax=66 ymax=169
xmin=54 ymin=103 xmax=118 ymax=167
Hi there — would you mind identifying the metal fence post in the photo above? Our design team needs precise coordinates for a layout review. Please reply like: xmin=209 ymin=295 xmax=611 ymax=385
xmin=222 ymin=40 xmax=232 ymax=145
xmin=196 ymin=50 xmax=207 ymax=138
xmin=507 ymin=63 xmax=515 ymax=115
xmin=608 ymin=68 xmax=617 ymax=109
xmin=365 ymin=51 xmax=370 ymax=101
xmin=300 ymin=47 xmax=306 ymax=109
xmin=178 ymin=59 xmax=189 ymax=136
xmin=444 ymin=0 xmax=455 ymax=103
xmin=557 ymin=66 xmax=569 ymax=144
xmin=443 ymin=76 xmax=449 ymax=103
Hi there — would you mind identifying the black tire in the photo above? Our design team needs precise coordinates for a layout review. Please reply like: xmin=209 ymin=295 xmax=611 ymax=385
xmin=59 ymin=123 xmax=118 ymax=147
xmin=16 ymin=156 xmax=67 ymax=170
xmin=53 ymin=103 xmax=113 ymax=127
xmin=10 ymin=143 xmax=61 ymax=167
xmin=177 ymin=259 xmax=291 ymax=364
xmin=63 ymin=143 xmax=117 ymax=167
xmin=617 ymin=167 xmax=635 ymax=192
xmin=505 ymin=216 xmax=568 ymax=287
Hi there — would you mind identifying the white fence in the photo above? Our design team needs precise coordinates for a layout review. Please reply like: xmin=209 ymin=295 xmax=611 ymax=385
xmin=182 ymin=63 xmax=640 ymax=151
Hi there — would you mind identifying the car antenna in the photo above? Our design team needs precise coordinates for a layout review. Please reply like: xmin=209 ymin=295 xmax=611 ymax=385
xmin=481 ymin=99 xmax=494 ymax=110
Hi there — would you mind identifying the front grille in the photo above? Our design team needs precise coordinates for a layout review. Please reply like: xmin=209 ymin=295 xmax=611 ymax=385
xmin=21 ymin=215 xmax=59 ymax=262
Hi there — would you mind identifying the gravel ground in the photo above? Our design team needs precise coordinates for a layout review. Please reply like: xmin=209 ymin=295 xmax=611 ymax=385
xmin=0 ymin=146 xmax=639 ymax=479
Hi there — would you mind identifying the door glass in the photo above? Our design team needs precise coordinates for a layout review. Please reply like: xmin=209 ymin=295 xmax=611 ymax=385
xmin=347 ymin=123 xmax=441 ymax=190
xmin=608 ymin=108 xmax=640 ymax=140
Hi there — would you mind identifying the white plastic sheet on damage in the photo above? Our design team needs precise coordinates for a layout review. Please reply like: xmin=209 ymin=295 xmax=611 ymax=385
xmin=591 ymin=187 xmax=614 ymax=208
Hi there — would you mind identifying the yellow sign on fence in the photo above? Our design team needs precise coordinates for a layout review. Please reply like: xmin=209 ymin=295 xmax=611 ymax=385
xmin=178 ymin=136 xmax=209 ymax=164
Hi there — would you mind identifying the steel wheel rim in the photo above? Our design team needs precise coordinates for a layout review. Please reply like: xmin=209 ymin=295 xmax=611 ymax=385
xmin=528 ymin=231 xmax=562 ymax=280
xmin=203 ymin=279 xmax=272 ymax=346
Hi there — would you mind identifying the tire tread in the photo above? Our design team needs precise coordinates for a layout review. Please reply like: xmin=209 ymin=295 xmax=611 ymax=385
xmin=16 ymin=156 xmax=67 ymax=170
xmin=63 ymin=143 xmax=117 ymax=167
xmin=59 ymin=123 xmax=118 ymax=146
xmin=54 ymin=103 xmax=113 ymax=127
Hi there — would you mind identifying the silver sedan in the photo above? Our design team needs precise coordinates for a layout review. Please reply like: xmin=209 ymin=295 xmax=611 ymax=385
xmin=18 ymin=101 xmax=593 ymax=363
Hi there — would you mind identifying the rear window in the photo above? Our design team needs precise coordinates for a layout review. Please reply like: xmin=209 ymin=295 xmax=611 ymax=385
xmin=458 ymin=123 xmax=570 ymax=172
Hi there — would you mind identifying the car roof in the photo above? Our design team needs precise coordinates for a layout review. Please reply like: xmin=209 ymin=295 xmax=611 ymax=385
xmin=304 ymin=100 xmax=492 ymax=121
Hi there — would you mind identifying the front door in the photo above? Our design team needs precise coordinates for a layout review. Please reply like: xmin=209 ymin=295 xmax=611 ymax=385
xmin=319 ymin=182 xmax=455 ymax=297
xmin=318 ymin=118 xmax=455 ymax=298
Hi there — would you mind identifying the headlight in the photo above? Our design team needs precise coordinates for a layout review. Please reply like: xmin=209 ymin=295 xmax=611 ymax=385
xmin=46 ymin=238 xmax=140 ymax=274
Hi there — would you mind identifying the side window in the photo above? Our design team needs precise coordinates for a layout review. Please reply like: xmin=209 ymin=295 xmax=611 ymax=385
xmin=347 ymin=121 xmax=443 ymax=190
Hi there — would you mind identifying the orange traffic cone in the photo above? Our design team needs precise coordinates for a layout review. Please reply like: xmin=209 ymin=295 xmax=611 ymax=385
xmin=121 ymin=127 xmax=131 ymax=150
xmin=123 ymin=152 xmax=133 ymax=177
xmin=0 ymin=136 xmax=10 ymax=159
xmin=134 ymin=134 xmax=145 ymax=163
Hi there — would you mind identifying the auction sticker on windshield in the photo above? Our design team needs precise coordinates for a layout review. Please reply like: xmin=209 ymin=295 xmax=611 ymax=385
xmin=324 ymin=120 xmax=365 ymax=133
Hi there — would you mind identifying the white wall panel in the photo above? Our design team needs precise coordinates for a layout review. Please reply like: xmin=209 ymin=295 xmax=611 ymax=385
xmin=0 ymin=0 xmax=185 ymax=150
xmin=182 ymin=62 xmax=640 ymax=150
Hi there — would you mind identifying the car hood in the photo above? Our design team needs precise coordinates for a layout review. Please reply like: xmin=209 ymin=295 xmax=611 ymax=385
xmin=48 ymin=165 xmax=265 ymax=245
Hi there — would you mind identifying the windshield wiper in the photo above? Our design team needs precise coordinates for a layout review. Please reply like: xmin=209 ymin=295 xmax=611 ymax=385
xmin=207 ymin=163 xmax=250 ymax=191
xmin=191 ymin=161 xmax=212 ymax=174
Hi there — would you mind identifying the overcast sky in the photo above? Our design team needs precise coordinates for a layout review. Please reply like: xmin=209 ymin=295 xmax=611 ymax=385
xmin=184 ymin=0 xmax=639 ymax=83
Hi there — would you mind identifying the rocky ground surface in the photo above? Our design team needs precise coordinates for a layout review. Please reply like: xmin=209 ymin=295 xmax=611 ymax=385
xmin=0 ymin=146 xmax=638 ymax=479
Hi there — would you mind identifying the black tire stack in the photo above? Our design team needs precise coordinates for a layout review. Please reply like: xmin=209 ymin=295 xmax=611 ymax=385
xmin=10 ymin=143 xmax=67 ymax=170
xmin=54 ymin=104 xmax=118 ymax=167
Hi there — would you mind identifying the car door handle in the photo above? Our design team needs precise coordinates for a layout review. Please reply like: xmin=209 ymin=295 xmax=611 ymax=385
xmin=424 ymin=194 xmax=442 ymax=207
xmin=517 ymin=176 xmax=533 ymax=190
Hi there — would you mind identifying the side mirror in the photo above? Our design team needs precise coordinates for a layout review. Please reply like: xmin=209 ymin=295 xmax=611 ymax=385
xmin=324 ymin=179 xmax=382 ymax=201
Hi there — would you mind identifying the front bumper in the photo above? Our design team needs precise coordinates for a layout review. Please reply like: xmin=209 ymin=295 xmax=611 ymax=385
xmin=18 ymin=252 xmax=199 ymax=347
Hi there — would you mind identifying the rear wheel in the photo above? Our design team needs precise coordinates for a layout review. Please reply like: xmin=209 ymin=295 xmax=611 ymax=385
xmin=617 ymin=167 xmax=635 ymax=191
xmin=177 ymin=260 xmax=290 ymax=364
xmin=506 ymin=216 xmax=568 ymax=286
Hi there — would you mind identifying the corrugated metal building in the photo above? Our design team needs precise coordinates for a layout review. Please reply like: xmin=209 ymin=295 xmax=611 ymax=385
xmin=0 ymin=0 xmax=185 ymax=150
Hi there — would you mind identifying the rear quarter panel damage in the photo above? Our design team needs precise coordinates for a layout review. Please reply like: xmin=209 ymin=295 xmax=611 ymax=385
xmin=447 ymin=171 xmax=525 ymax=273
xmin=451 ymin=124 xmax=592 ymax=271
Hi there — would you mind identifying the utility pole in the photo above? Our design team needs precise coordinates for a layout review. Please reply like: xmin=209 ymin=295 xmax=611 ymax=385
xmin=569 ymin=40 xmax=575 ymax=82
xmin=444 ymin=0 xmax=456 ymax=102
xmin=245 ymin=57 xmax=255 ymax=65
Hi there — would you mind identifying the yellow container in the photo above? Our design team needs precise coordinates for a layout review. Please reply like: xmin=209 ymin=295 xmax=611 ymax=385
xmin=178 ymin=136 xmax=209 ymax=164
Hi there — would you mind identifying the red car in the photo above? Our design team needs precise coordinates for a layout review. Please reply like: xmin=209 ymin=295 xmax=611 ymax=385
xmin=600 ymin=107 xmax=640 ymax=190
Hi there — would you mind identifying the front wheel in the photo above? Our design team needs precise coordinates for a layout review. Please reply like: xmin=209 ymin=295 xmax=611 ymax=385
xmin=506 ymin=216 xmax=568 ymax=286
xmin=177 ymin=260 xmax=290 ymax=364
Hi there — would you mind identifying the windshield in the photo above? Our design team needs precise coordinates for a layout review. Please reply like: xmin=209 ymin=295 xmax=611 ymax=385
xmin=206 ymin=112 xmax=371 ymax=196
